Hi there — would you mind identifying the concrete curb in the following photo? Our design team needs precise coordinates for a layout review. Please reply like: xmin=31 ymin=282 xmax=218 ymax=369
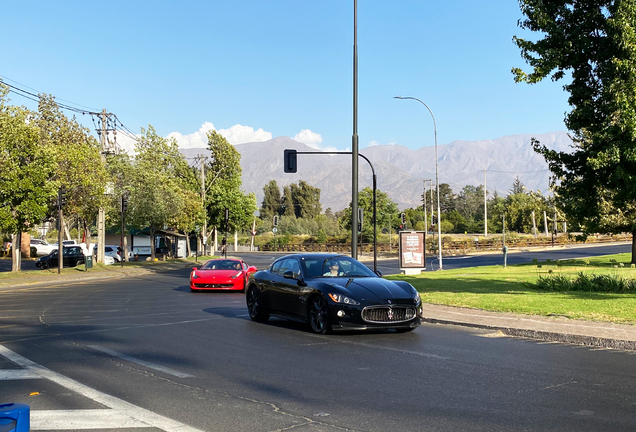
xmin=422 ymin=316 xmax=636 ymax=351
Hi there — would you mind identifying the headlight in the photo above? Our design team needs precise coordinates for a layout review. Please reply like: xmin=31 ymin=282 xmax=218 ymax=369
xmin=191 ymin=272 xmax=199 ymax=279
xmin=328 ymin=293 xmax=359 ymax=305
xmin=230 ymin=271 xmax=242 ymax=279
xmin=413 ymin=291 xmax=421 ymax=305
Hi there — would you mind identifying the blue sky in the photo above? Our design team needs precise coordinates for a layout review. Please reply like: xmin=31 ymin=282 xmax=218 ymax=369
xmin=1 ymin=1 xmax=569 ymax=152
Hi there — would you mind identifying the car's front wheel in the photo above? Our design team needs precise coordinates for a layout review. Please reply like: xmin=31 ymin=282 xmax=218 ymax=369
xmin=247 ymin=287 xmax=269 ymax=322
xmin=308 ymin=295 xmax=331 ymax=335
xmin=40 ymin=262 xmax=50 ymax=270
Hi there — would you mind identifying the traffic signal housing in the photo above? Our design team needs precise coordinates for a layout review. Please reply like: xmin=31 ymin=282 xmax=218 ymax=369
xmin=273 ymin=215 xmax=279 ymax=227
xmin=400 ymin=212 xmax=406 ymax=225
xmin=58 ymin=188 xmax=67 ymax=208
xmin=121 ymin=197 xmax=128 ymax=212
xmin=284 ymin=149 xmax=297 ymax=173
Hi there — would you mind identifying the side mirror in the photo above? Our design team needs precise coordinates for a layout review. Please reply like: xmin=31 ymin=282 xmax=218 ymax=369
xmin=283 ymin=270 xmax=296 ymax=279
xmin=375 ymin=270 xmax=383 ymax=277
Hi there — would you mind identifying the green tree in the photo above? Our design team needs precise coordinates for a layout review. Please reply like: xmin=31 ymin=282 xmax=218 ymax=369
xmin=290 ymin=180 xmax=321 ymax=219
xmin=514 ymin=0 xmax=636 ymax=261
xmin=340 ymin=187 xmax=399 ymax=239
xmin=0 ymin=86 xmax=57 ymax=271
xmin=37 ymin=94 xmax=108 ymax=249
xmin=204 ymin=131 xmax=257 ymax=236
xmin=128 ymin=126 xmax=185 ymax=260
xmin=260 ymin=180 xmax=282 ymax=221
xmin=282 ymin=186 xmax=295 ymax=217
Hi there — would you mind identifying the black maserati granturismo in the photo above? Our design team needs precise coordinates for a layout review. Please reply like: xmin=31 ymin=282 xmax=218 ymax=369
xmin=246 ymin=253 xmax=422 ymax=334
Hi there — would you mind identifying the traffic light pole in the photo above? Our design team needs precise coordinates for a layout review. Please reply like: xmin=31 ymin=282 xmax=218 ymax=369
xmin=284 ymin=150 xmax=377 ymax=273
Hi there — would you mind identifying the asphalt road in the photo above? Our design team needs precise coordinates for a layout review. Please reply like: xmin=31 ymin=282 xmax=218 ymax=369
xmin=1 ymin=267 xmax=635 ymax=431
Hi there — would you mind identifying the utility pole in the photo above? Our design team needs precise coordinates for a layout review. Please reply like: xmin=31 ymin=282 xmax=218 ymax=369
xmin=422 ymin=180 xmax=427 ymax=232
xmin=58 ymin=189 xmax=64 ymax=274
xmin=199 ymin=154 xmax=207 ymax=256
xmin=423 ymin=179 xmax=432 ymax=232
xmin=483 ymin=170 xmax=488 ymax=237
xmin=92 ymin=108 xmax=118 ymax=264
xmin=532 ymin=211 xmax=537 ymax=238
xmin=96 ymin=109 xmax=107 ymax=264
xmin=544 ymin=211 xmax=549 ymax=237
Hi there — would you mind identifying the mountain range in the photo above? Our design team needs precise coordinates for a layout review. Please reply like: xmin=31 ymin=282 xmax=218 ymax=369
xmin=180 ymin=131 xmax=573 ymax=212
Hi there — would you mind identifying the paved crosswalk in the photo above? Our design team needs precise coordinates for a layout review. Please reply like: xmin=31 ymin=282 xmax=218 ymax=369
xmin=0 ymin=344 xmax=203 ymax=431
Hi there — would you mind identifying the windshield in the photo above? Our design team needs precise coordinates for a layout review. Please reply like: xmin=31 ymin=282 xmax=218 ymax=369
xmin=301 ymin=255 xmax=377 ymax=279
xmin=201 ymin=260 xmax=242 ymax=271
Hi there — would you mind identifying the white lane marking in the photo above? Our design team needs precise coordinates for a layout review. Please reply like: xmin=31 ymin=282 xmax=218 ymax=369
xmin=31 ymin=409 xmax=148 ymax=430
xmin=88 ymin=345 xmax=194 ymax=378
xmin=0 ymin=369 xmax=41 ymax=380
xmin=0 ymin=344 xmax=204 ymax=432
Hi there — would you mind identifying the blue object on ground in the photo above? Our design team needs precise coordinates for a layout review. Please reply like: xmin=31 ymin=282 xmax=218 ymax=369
xmin=0 ymin=403 xmax=29 ymax=432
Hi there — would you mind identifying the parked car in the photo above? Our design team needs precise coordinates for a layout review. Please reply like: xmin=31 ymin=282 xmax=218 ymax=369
xmin=190 ymin=259 xmax=257 ymax=292
xmin=92 ymin=244 xmax=123 ymax=262
xmin=35 ymin=246 xmax=86 ymax=270
xmin=246 ymin=253 xmax=422 ymax=334
xmin=30 ymin=239 xmax=55 ymax=256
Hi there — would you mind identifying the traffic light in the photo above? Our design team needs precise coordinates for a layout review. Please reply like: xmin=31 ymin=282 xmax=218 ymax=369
xmin=400 ymin=212 xmax=406 ymax=225
xmin=58 ymin=188 xmax=67 ymax=208
xmin=273 ymin=215 xmax=279 ymax=227
xmin=284 ymin=149 xmax=297 ymax=173
xmin=224 ymin=208 xmax=229 ymax=228
xmin=432 ymin=215 xmax=438 ymax=225
xmin=121 ymin=197 xmax=128 ymax=212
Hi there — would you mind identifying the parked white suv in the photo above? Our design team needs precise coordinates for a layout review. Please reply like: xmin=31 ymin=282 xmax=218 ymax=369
xmin=30 ymin=239 xmax=55 ymax=256
xmin=91 ymin=245 xmax=122 ymax=262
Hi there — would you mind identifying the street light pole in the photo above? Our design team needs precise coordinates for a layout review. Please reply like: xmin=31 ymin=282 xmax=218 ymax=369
xmin=351 ymin=0 xmax=359 ymax=259
xmin=394 ymin=96 xmax=443 ymax=270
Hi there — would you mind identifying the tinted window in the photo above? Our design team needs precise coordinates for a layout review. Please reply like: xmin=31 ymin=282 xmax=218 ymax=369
xmin=270 ymin=260 xmax=283 ymax=275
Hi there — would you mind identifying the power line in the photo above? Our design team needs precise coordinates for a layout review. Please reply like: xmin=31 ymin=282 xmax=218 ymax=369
xmin=0 ymin=74 xmax=100 ymax=112
xmin=1 ymin=76 xmax=140 ymax=148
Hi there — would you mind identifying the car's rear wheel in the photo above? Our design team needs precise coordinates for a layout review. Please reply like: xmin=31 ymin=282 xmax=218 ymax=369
xmin=77 ymin=259 xmax=84 ymax=266
xmin=308 ymin=295 xmax=331 ymax=335
xmin=40 ymin=262 xmax=50 ymax=270
xmin=247 ymin=287 xmax=269 ymax=322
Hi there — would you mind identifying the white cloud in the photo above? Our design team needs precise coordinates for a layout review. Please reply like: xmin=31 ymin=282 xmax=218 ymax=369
xmin=115 ymin=132 xmax=139 ymax=154
xmin=367 ymin=140 xmax=396 ymax=147
xmin=164 ymin=122 xmax=272 ymax=148
xmin=218 ymin=124 xmax=272 ymax=144
xmin=166 ymin=122 xmax=215 ymax=149
xmin=294 ymin=129 xmax=323 ymax=148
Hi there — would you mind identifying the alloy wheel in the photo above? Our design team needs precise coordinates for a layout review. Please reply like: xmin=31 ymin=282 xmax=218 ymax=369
xmin=247 ymin=287 xmax=269 ymax=322
xmin=309 ymin=296 xmax=330 ymax=334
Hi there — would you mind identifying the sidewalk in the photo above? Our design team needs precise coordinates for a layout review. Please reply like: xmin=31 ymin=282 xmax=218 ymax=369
xmin=421 ymin=303 xmax=636 ymax=351
xmin=1 ymin=263 xmax=635 ymax=351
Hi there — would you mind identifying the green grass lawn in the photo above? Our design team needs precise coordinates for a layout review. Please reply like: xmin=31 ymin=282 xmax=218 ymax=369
xmin=386 ymin=253 xmax=636 ymax=325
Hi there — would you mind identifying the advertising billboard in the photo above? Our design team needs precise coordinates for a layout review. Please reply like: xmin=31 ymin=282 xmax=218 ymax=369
xmin=399 ymin=231 xmax=426 ymax=273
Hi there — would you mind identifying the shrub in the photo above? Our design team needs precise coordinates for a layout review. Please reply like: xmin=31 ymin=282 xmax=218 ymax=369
xmin=536 ymin=272 xmax=636 ymax=293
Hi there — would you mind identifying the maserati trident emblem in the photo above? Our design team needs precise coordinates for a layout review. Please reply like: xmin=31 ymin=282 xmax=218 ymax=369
xmin=387 ymin=308 xmax=394 ymax=320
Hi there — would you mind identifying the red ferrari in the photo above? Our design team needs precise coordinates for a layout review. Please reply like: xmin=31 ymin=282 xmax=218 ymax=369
xmin=190 ymin=259 xmax=257 ymax=292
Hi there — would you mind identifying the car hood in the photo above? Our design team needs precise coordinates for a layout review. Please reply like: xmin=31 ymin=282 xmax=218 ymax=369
xmin=323 ymin=277 xmax=412 ymax=301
